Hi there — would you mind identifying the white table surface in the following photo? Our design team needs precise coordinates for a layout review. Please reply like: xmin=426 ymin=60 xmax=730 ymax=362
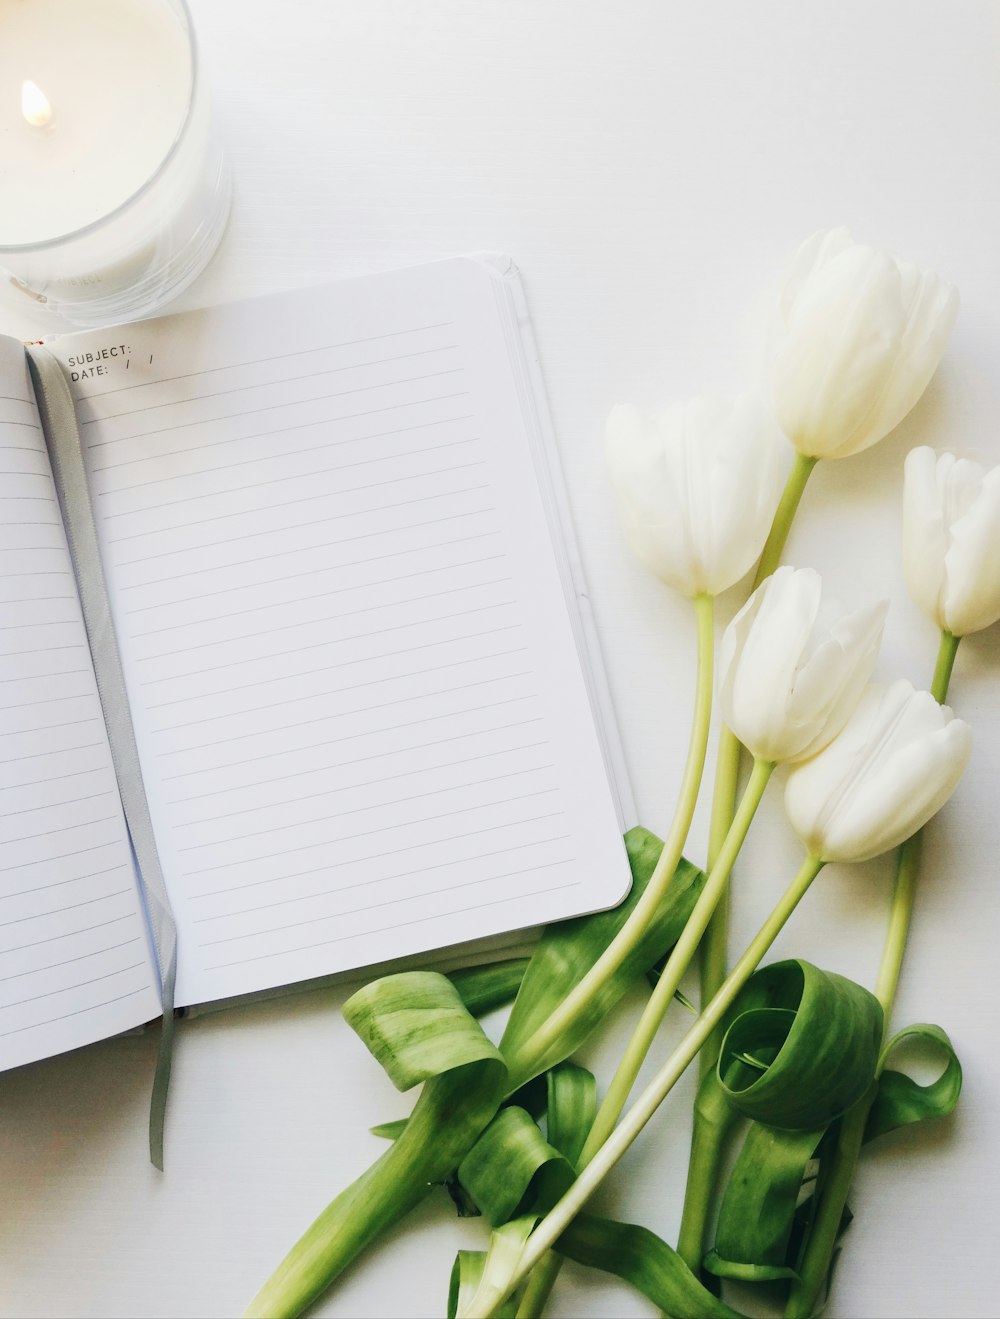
xmin=1 ymin=3 xmax=998 ymax=1317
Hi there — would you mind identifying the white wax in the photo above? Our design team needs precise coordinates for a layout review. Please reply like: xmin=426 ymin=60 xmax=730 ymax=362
xmin=0 ymin=0 xmax=193 ymax=246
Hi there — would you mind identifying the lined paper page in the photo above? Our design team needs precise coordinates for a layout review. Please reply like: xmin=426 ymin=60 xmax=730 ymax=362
xmin=53 ymin=259 xmax=631 ymax=1007
xmin=0 ymin=337 xmax=162 ymax=1069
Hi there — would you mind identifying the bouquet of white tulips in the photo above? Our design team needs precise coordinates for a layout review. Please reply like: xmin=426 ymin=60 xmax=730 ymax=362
xmin=244 ymin=229 xmax=997 ymax=1319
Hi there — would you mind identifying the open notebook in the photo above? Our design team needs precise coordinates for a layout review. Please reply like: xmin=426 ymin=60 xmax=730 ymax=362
xmin=0 ymin=255 xmax=633 ymax=1087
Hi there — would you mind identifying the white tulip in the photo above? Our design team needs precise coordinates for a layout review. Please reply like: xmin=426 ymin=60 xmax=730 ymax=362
xmin=718 ymin=566 xmax=887 ymax=764
xmin=605 ymin=394 xmax=784 ymax=598
xmin=903 ymin=446 xmax=1000 ymax=637
xmin=785 ymin=679 xmax=972 ymax=863
xmin=771 ymin=228 xmax=958 ymax=460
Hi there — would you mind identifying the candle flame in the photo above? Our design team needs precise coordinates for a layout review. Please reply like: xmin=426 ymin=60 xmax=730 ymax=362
xmin=21 ymin=81 xmax=52 ymax=129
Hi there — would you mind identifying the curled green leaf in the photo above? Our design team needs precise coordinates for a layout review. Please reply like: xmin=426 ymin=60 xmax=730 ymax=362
xmin=717 ymin=960 xmax=883 ymax=1129
xmin=865 ymin=1022 xmax=962 ymax=1143
xmin=458 ymin=1106 xmax=572 ymax=1226
xmin=344 ymin=971 xmax=505 ymax=1092
xmin=545 ymin=1062 xmax=597 ymax=1169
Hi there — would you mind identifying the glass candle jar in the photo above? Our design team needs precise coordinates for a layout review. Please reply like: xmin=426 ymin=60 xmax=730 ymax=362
xmin=0 ymin=0 xmax=231 ymax=327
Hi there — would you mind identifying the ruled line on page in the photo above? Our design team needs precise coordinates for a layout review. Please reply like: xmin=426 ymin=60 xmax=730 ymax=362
xmin=0 ymin=740 xmax=105 ymax=765
xmin=173 ymin=739 xmax=549 ymax=821
xmin=188 ymin=817 xmax=572 ymax=902
xmin=0 ymin=985 xmax=150 ymax=1038
xmin=0 ymin=890 xmax=134 ymax=930
xmin=91 ymin=411 xmax=477 ymax=476
xmin=78 ymin=321 xmax=457 ymax=404
xmin=159 ymin=699 xmax=540 ymax=782
xmin=89 ymin=350 xmax=467 ymax=427
xmin=189 ymin=819 xmax=568 ymax=902
xmin=145 ymin=621 xmax=520 ymax=703
xmin=174 ymin=768 xmax=556 ymax=852
xmin=102 ymin=434 xmax=478 ymax=500
xmin=87 ymin=365 xmax=466 ymax=433
xmin=0 ymin=764 xmax=106 ymax=792
xmin=0 ymin=838 xmax=123 ymax=875
xmin=203 ymin=882 xmax=578 ymax=973
xmin=87 ymin=380 xmax=471 ymax=447
xmin=99 ymin=449 xmax=484 ymax=520
xmin=0 ymin=814 xmax=119 ymax=847
xmin=0 ymin=937 xmax=142 ymax=984
xmin=0 ymin=669 xmax=90 ymax=687
xmin=106 ymin=474 xmax=491 ymax=546
xmin=168 ymin=724 xmax=546 ymax=805
xmin=0 ymin=691 xmax=95 ymax=713
xmin=198 ymin=857 xmax=577 ymax=949
xmin=127 ymin=530 xmax=499 ymax=615
xmin=86 ymin=348 xmax=462 ymax=423
xmin=0 ymin=962 xmax=147 ymax=1011
xmin=191 ymin=833 xmax=572 ymax=912
xmin=183 ymin=796 xmax=563 ymax=877
xmin=1 ymin=913 xmax=137 ymax=954
xmin=116 ymin=504 xmax=497 ymax=569
xmin=0 ymin=862 xmax=131 ymax=900
xmin=153 ymin=671 xmax=535 ymax=757
xmin=123 ymin=525 xmax=499 ymax=597
xmin=149 ymin=647 xmax=526 ymax=734
xmin=0 ymin=788 xmax=113 ymax=818
xmin=137 ymin=596 xmax=516 ymax=666
xmin=130 ymin=555 xmax=507 ymax=640
xmin=0 ymin=717 xmax=99 ymax=738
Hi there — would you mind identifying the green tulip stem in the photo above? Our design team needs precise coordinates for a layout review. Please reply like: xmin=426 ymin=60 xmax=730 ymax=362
xmin=784 ymin=627 xmax=962 ymax=1319
xmin=579 ymin=756 xmax=775 ymax=1162
xmin=504 ymin=594 xmax=715 ymax=1090
xmin=512 ymin=1253 xmax=562 ymax=1319
xmin=931 ymin=628 xmax=961 ymax=705
xmin=756 ymin=452 xmax=819 ymax=587
xmin=463 ymin=853 xmax=826 ymax=1319
xmin=698 ymin=450 xmax=818 ymax=1072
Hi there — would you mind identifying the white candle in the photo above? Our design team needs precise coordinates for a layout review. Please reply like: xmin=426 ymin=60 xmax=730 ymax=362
xmin=0 ymin=0 xmax=230 ymax=325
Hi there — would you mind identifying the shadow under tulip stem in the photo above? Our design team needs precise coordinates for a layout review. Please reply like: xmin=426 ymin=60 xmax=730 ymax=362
xmin=783 ymin=627 xmax=962 ymax=1319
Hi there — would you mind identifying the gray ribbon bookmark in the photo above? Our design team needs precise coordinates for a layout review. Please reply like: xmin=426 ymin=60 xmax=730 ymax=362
xmin=27 ymin=345 xmax=178 ymax=1170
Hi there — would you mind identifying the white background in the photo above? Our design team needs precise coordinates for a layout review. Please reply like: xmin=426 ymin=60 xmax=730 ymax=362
xmin=1 ymin=3 xmax=998 ymax=1317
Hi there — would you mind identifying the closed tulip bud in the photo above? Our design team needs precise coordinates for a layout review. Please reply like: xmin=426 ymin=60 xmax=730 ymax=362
xmin=605 ymin=394 xmax=784 ymax=598
xmin=719 ymin=566 xmax=887 ymax=765
xmin=771 ymin=228 xmax=958 ymax=460
xmin=784 ymin=679 xmax=972 ymax=863
xmin=903 ymin=446 xmax=1000 ymax=637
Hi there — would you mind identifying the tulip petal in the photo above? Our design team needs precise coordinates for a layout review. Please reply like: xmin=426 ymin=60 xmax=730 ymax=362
xmin=773 ymin=246 xmax=905 ymax=457
xmin=771 ymin=231 xmax=957 ymax=460
xmin=859 ymin=265 xmax=959 ymax=452
xmin=942 ymin=465 xmax=1000 ymax=635
xmin=605 ymin=395 xmax=784 ymax=597
xmin=784 ymin=680 xmax=972 ymax=864
xmin=719 ymin=569 xmax=885 ymax=765
xmin=783 ymin=600 xmax=888 ymax=762
xmin=903 ymin=446 xmax=951 ymax=626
